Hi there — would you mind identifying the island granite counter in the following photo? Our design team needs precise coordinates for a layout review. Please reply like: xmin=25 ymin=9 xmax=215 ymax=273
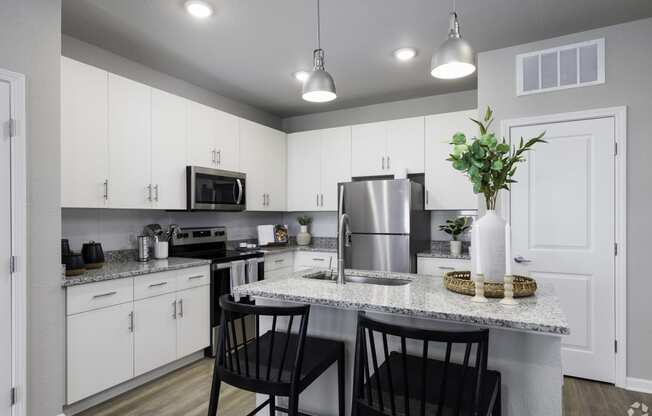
xmin=233 ymin=269 xmax=569 ymax=416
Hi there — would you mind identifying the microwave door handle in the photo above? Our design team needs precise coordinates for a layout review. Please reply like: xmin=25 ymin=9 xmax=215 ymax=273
xmin=236 ymin=179 xmax=243 ymax=204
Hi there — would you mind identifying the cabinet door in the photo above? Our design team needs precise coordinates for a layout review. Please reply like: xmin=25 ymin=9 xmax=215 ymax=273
xmin=320 ymin=127 xmax=352 ymax=210
xmin=134 ymin=293 xmax=178 ymax=376
xmin=287 ymin=131 xmax=321 ymax=211
xmin=108 ymin=74 xmax=152 ymax=209
xmin=67 ymin=303 xmax=134 ymax=403
xmin=425 ymin=110 xmax=478 ymax=210
xmin=239 ymin=119 xmax=267 ymax=211
xmin=151 ymin=89 xmax=187 ymax=210
xmin=387 ymin=116 xmax=425 ymax=173
xmin=187 ymin=101 xmax=217 ymax=169
xmin=176 ymin=285 xmax=210 ymax=358
xmin=351 ymin=122 xmax=387 ymax=177
xmin=264 ymin=127 xmax=287 ymax=211
xmin=61 ymin=57 xmax=109 ymax=208
xmin=215 ymin=110 xmax=240 ymax=171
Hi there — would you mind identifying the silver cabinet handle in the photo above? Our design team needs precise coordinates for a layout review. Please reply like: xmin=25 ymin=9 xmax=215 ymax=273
xmin=387 ymin=156 xmax=390 ymax=169
xmin=188 ymin=275 xmax=204 ymax=280
xmin=92 ymin=291 xmax=117 ymax=299
xmin=382 ymin=157 xmax=385 ymax=170
xmin=178 ymin=299 xmax=184 ymax=318
xmin=514 ymin=256 xmax=531 ymax=264
xmin=147 ymin=184 xmax=153 ymax=201
xmin=212 ymin=149 xmax=216 ymax=164
xmin=274 ymin=259 xmax=284 ymax=264
xmin=438 ymin=266 xmax=455 ymax=270
xmin=312 ymin=258 xmax=325 ymax=262
xmin=154 ymin=184 xmax=159 ymax=202
xmin=320 ymin=193 xmax=323 ymax=206
xmin=316 ymin=193 xmax=319 ymax=207
xmin=425 ymin=190 xmax=429 ymax=205
xmin=148 ymin=281 xmax=168 ymax=288
xmin=262 ymin=194 xmax=266 ymax=206
xmin=217 ymin=150 xmax=221 ymax=165
xmin=129 ymin=311 xmax=134 ymax=332
xmin=103 ymin=179 xmax=109 ymax=200
xmin=172 ymin=300 xmax=177 ymax=319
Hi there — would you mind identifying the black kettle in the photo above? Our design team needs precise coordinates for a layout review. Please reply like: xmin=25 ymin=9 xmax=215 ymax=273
xmin=81 ymin=241 xmax=105 ymax=269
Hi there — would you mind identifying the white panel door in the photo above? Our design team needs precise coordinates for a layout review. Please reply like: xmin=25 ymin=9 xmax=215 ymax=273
xmin=151 ymin=89 xmax=187 ymax=210
xmin=425 ymin=110 xmax=478 ymax=210
xmin=214 ymin=110 xmax=240 ymax=171
xmin=264 ymin=127 xmax=287 ymax=211
xmin=239 ymin=119 xmax=267 ymax=210
xmin=0 ymin=81 xmax=11 ymax=416
xmin=386 ymin=116 xmax=425 ymax=174
xmin=351 ymin=122 xmax=387 ymax=177
xmin=108 ymin=74 xmax=152 ymax=209
xmin=187 ymin=101 xmax=217 ymax=169
xmin=511 ymin=117 xmax=615 ymax=383
xmin=287 ymin=131 xmax=321 ymax=211
xmin=320 ymin=126 xmax=352 ymax=211
xmin=61 ymin=57 xmax=109 ymax=208
xmin=176 ymin=286 xmax=210 ymax=358
xmin=134 ymin=293 xmax=178 ymax=376
xmin=67 ymin=303 xmax=134 ymax=403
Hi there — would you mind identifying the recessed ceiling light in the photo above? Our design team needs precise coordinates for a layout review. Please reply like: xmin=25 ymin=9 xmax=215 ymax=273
xmin=394 ymin=47 xmax=417 ymax=61
xmin=185 ymin=0 xmax=214 ymax=18
xmin=293 ymin=71 xmax=310 ymax=82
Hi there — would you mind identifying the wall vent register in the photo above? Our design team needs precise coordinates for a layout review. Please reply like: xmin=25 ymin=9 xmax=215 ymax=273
xmin=516 ymin=38 xmax=604 ymax=96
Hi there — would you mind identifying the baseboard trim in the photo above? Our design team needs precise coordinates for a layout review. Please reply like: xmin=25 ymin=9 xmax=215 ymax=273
xmin=627 ymin=377 xmax=652 ymax=394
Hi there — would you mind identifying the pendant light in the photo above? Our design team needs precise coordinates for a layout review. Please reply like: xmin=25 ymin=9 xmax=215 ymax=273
xmin=430 ymin=0 xmax=476 ymax=79
xmin=302 ymin=0 xmax=337 ymax=103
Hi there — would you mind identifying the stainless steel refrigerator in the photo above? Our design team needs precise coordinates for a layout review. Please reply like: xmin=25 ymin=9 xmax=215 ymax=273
xmin=339 ymin=179 xmax=431 ymax=273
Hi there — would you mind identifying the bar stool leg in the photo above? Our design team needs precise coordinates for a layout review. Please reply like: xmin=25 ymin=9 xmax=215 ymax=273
xmin=492 ymin=383 xmax=502 ymax=416
xmin=207 ymin=361 xmax=222 ymax=416
xmin=269 ymin=395 xmax=276 ymax=416
xmin=337 ymin=347 xmax=345 ymax=416
xmin=288 ymin=393 xmax=300 ymax=416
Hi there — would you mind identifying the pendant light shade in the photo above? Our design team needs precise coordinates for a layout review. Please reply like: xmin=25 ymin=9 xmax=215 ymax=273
xmin=303 ymin=49 xmax=337 ymax=102
xmin=302 ymin=0 xmax=337 ymax=103
xmin=431 ymin=12 xmax=476 ymax=79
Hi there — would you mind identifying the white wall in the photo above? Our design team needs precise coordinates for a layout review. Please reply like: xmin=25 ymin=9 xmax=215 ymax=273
xmin=477 ymin=17 xmax=652 ymax=381
xmin=0 ymin=1 xmax=63 ymax=415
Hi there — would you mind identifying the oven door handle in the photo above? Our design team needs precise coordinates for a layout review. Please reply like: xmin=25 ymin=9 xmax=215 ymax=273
xmin=235 ymin=179 xmax=243 ymax=205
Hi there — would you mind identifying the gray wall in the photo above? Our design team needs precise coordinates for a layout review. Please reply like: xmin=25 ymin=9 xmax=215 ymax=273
xmin=477 ymin=17 xmax=652 ymax=381
xmin=0 ymin=1 xmax=64 ymax=415
xmin=282 ymin=89 xmax=477 ymax=133
xmin=62 ymin=35 xmax=283 ymax=130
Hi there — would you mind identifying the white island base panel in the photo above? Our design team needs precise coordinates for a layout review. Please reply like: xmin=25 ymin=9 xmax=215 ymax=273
xmin=253 ymin=300 xmax=562 ymax=416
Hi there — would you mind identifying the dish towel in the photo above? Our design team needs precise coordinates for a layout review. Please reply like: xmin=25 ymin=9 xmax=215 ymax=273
xmin=246 ymin=259 xmax=259 ymax=284
xmin=230 ymin=260 xmax=246 ymax=302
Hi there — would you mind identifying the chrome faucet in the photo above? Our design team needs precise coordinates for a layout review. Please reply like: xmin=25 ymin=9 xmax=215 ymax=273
xmin=337 ymin=213 xmax=351 ymax=285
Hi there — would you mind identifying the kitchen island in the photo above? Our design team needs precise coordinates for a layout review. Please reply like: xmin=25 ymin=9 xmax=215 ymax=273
xmin=233 ymin=269 xmax=569 ymax=416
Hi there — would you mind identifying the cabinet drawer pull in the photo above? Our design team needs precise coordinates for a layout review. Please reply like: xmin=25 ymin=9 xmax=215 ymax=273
xmin=178 ymin=299 xmax=184 ymax=318
xmin=382 ymin=157 xmax=385 ymax=170
xmin=148 ymin=281 xmax=168 ymax=288
xmin=312 ymin=258 xmax=325 ymax=262
xmin=92 ymin=291 xmax=117 ymax=299
xmin=320 ymin=193 xmax=323 ymax=206
xmin=188 ymin=275 xmax=204 ymax=280
xmin=438 ymin=266 xmax=455 ymax=270
xmin=129 ymin=311 xmax=134 ymax=332
xmin=172 ymin=300 xmax=177 ymax=319
xmin=274 ymin=259 xmax=285 ymax=264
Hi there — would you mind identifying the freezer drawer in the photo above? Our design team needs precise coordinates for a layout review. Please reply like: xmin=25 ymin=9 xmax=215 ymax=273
xmin=345 ymin=234 xmax=412 ymax=273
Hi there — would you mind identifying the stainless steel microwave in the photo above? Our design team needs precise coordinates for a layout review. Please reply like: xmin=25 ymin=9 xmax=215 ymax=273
xmin=186 ymin=166 xmax=246 ymax=211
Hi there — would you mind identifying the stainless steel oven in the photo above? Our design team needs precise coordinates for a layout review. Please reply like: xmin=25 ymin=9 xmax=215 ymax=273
xmin=186 ymin=166 xmax=246 ymax=211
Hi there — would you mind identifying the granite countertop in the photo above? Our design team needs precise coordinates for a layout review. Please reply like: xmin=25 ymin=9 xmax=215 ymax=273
xmin=62 ymin=257 xmax=212 ymax=287
xmin=233 ymin=269 xmax=569 ymax=335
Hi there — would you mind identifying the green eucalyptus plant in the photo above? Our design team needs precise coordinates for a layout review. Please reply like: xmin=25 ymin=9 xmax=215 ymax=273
xmin=447 ymin=107 xmax=546 ymax=210
xmin=297 ymin=215 xmax=312 ymax=226
xmin=439 ymin=216 xmax=472 ymax=241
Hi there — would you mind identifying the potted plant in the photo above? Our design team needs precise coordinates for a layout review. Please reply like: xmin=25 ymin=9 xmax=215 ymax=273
xmin=296 ymin=215 xmax=312 ymax=246
xmin=447 ymin=107 xmax=545 ymax=280
xmin=439 ymin=217 xmax=471 ymax=256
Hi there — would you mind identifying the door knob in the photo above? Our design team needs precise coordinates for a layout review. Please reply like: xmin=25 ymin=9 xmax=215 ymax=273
xmin=514 ymin=256 xmax=531 ymax=264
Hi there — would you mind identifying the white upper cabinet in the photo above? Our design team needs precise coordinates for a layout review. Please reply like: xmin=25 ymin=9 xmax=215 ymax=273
xmin=424 ymin=110 xmax=478 ymax=210
xmin=215 ymin=110 xmax=240 ymax=171
xmin=352 ymin=117 xmax=424 ymax=177
xmin=287 ymin=126 xmax=351 ymax=211
xmin=61 ymin=57 xmax=109 ymax=208
xmin=108 ymin=74 xmax=152 ymax=209
xmin=187 ymin=101 xmax=240 ymax=171
xmin=239 ymin=119 xmax=286 ymax=211
xmin=151 ymin=88 xmax=187 ymax=210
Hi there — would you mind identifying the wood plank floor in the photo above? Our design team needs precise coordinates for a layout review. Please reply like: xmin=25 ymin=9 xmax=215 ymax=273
xmin=78 ymin=358 xmax=651 ymax=416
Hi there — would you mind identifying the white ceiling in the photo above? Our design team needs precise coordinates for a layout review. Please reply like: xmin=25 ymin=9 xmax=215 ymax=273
xmin=62 ymin=0 xmax=652 ymax=118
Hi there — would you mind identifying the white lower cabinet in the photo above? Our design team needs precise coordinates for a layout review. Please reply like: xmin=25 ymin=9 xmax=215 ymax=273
xmin=264 ymin=252 xmax=294 ymax=280
xmin=293 ymin=251 xmax=336 ymax=271
xmin=67 ymin=302 xmax=134 ymax=404
xmin=417 ymin=257 xmax=471 ymax=277
xmin=134 ymin=292 xmax=178 ymax=376
xmin=66 ymin=265 xmax=210 ymax=404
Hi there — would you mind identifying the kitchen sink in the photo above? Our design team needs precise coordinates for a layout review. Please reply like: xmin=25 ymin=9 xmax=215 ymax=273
xmin=301 ymin=271 xmax=411 ymax=286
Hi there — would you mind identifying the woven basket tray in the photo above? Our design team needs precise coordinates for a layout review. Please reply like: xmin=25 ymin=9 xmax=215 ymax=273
xmin=443 ymin=271 xmax=537 ymax=298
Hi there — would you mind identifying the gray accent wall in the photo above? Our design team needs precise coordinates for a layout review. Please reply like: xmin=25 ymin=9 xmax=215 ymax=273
xmin=282 ymin=90 xmax=477 ymax=133
xmin=477 ymin=17 xmax=652 ymax=381
xmin=62 ymin=35 xmax=283 ymax=130
xmin=0 ymin=1 xmax=64 ymax=415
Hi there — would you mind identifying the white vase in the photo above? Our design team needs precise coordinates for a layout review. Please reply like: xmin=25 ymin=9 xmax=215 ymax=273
xmin=296 ymin=225 xmax=311 ymax=246
xmin=473 ymin=210 xmax=506 ymax=282
xmin=450 ymin=240 xmax=462 ymax=257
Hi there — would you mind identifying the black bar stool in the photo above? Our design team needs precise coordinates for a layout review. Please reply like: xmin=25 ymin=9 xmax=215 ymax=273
xmin=351 ymin=312 xmax=501 ymax=416
xmin=208 ymin=294 xmax=346 ymax=416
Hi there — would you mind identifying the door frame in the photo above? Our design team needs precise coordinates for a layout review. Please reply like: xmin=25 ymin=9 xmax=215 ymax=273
xmin=1 ymin=68 xmax=27 ymax=416
xmin=500 ymin=106 xmax=627 ymax=388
